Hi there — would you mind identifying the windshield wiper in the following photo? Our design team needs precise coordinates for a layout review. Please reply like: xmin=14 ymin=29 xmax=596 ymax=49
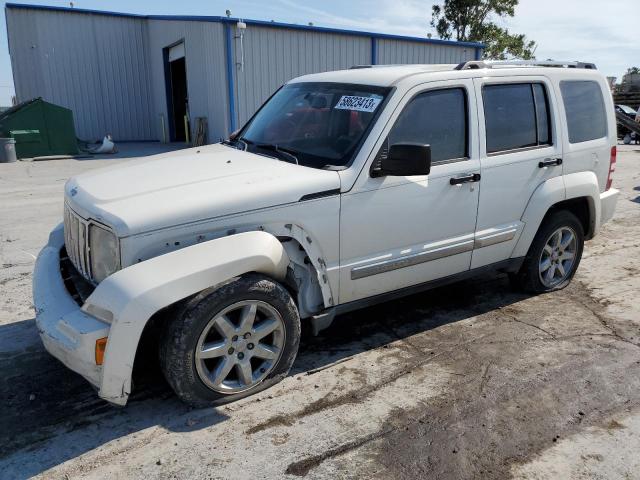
xmin=222 ymin=137 xmax=248 ymax=150
xmin=254 ymin=143 xmax=299 ymax=165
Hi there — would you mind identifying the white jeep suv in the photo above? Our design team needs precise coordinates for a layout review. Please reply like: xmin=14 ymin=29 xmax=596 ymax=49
xmin=33 ymin=60 xmax=619 ymax=406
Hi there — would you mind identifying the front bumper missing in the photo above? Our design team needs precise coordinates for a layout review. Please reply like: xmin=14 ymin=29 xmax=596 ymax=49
xmin=33 ymin=224 xmax=110 ymax=391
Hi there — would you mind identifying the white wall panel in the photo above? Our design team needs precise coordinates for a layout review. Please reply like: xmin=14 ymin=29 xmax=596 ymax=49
xmin=377 ymin=38 xmax=473 ymax=65
xmin=6 ymin=6 xmax=479 ymax=143
xmin=6 ymin=8 xmax=154 ymax=141
xmin=233 ymin=26 xmax=371 ymax=126
xmin=146 ymin=20 xmax=228 ymax=143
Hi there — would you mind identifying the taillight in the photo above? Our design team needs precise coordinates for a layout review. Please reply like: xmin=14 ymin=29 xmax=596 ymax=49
xmin=606 ymin=146 xmax=616 ymax=190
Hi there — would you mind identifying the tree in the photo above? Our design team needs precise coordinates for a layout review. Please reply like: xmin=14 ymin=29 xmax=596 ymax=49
xmin=627 ymin=67 xmax=640 ymax=75
xmin=431 ymin=0 xmax=536 ymax=60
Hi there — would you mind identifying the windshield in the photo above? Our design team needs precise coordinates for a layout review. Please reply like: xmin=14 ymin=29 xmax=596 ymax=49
xmin=236 ymin=82 xmax=391 ymax=169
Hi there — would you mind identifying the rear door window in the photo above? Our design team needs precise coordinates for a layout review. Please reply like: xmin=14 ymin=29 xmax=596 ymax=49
xmin=560 ymin=81 xmax=607 ymax=143
xmin=388 ymin=87 xmax=468 ymax=163
xmin=482 ymin=83 xmax=552 ymax=154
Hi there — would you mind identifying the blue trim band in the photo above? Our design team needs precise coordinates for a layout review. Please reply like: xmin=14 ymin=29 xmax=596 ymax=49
xmin=371 ymin=37 xmax=377 ymax=65
xmin=224 ymin=23 xmax=237 ymax=133
xmin=5 ymin=3 xmax=485 ymax=49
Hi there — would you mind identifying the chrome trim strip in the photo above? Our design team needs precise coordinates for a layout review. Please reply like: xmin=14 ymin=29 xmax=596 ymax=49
xmin=487 ymin=144 xmax=553 ymax=157
xmin=64 ymin=203 xmax=121 ymax=284
xmin=64 ymin=203 xmax=92 ymax=281
xmin=351 ymin=239 xmax=474 ymax=280
xmin=474 ymin=227 xmax=517 ymax=248
xmin=78 ymin=221 xmax=88 ymax=274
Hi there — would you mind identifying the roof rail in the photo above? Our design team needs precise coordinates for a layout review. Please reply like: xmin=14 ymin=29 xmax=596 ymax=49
xmin=454 ymin=60 xmax=488 ymax=70
xmin=455 ymin=60 xmax=597 ymax=70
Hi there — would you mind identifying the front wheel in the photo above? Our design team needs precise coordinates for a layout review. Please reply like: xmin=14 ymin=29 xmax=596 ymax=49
xmin=160 ymin=274 xmax=301 ymax=407
xmin=511 ymin=210 xmax=584 ymax=293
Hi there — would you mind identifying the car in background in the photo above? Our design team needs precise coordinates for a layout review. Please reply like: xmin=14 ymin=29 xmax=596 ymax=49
xmin=616 ymin=104 xmax=638 ymax=118
xmin=615 ymin=105 xmax=640 ymax=144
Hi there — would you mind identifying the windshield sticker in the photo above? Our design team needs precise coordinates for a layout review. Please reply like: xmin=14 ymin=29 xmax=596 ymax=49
xmin=334 ymin=95 xmax=382 ymax=113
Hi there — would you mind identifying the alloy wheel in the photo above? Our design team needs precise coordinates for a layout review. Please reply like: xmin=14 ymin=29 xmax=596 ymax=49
xmin=194 ymin=300 xmax=285 ymax=394
xmin=538 ymin=226 xmax=577 ymax=288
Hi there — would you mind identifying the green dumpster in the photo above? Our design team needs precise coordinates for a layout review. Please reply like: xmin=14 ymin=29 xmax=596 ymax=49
xmin=0 ymin=98 xmax=79 ymax=158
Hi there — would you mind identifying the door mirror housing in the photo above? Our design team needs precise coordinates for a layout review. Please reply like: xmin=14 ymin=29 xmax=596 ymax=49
xmin=372 ymin=143 xmax=432 ymax=177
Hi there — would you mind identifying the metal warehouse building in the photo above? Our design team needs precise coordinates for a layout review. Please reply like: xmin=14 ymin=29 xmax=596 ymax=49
xmin=5 ymin=3 xmax=483 ymax=143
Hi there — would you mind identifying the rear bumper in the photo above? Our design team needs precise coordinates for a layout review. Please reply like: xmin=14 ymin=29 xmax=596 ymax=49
xmin=33 ymin=224 xmax=110 ymax=390
xmin=599 ymin=188 xmax=619 ymax=228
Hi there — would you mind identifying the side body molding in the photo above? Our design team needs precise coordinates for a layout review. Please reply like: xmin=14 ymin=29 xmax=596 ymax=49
xmin=512 ymin=171 xmax=600 ymax=258
xmin=84 ymin=231 xmax=289 ymax=405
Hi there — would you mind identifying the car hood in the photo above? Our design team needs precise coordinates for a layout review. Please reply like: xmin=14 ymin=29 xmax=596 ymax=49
xmin=65 ymin=144 xmax=341 ymax=236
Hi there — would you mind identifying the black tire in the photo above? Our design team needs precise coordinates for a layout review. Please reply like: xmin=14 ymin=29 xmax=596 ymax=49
xmin=511 ymin=210 xmax=584 ymax=294
xmin=159 ymin=273 xmax=301 ymax=407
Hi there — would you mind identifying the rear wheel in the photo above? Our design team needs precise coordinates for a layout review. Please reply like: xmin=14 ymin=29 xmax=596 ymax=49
xmin=160 ymin=274 xmax=301 ymax=407
xmin=511 ymin=210 xmax=584 ymax=293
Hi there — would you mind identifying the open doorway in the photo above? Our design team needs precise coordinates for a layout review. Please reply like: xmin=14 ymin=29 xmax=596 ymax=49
xmin=163 ymin=42 xmax=189 ymax=142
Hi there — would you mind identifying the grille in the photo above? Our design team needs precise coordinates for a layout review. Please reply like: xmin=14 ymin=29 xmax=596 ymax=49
xmin=63 ymin=204 xmax=91 ymax=280
xmin=59 ymin=247 xmax=96 ymax=305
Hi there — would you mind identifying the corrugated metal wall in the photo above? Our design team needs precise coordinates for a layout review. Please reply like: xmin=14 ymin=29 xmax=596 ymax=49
xmin=376 ymin=38 xmax=472 ymax=64
xmin=146 ymin=20 xmax=229 ymax=143
xmin=6 ymin=8 xmax=154 ymax=141
xmin=6 ymin=6 xmax=478 ymax=143
xmin=232 ymin=27 xmax=371 ymax=126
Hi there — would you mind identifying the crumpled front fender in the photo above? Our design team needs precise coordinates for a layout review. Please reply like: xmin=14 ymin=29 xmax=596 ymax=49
xmin=85 ymin=230 xmax=289 ymax=405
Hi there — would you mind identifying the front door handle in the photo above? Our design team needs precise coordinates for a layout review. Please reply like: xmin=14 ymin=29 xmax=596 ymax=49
xmin=450 ymin=173 xmax=481 ymax=185
xmin=538 ymin=158 xmax=563 ymax=168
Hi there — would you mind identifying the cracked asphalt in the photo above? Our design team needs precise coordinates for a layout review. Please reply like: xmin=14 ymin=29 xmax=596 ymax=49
xmin=1 ymin=145 xmax=639 ymax=479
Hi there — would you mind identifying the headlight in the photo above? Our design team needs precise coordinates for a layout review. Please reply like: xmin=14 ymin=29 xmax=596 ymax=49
xmin=89 ymin=224 xmax=120 ymax=282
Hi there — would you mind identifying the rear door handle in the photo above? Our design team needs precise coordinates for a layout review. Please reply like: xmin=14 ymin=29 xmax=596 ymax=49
xmin=538 ymin=158 xmax=563 ymax=168
xmin=450 ymin=173 xmax=481 ymax=185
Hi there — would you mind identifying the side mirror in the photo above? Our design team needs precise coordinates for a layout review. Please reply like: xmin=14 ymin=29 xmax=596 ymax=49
xmin=372 ymin=142 xmax=432 ymax=177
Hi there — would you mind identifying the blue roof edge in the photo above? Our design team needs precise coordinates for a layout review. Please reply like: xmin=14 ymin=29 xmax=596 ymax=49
xmin=5 ymin=3 xmax=485 ymax=49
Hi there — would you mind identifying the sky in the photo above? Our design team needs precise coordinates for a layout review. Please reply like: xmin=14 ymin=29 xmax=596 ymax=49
xmin=1 ymin=0 xmax=638 ymax=105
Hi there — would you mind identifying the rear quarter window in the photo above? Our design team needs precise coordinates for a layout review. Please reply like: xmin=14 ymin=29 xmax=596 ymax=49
xmin=560 ymin=81 xmax=607 ymax=143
